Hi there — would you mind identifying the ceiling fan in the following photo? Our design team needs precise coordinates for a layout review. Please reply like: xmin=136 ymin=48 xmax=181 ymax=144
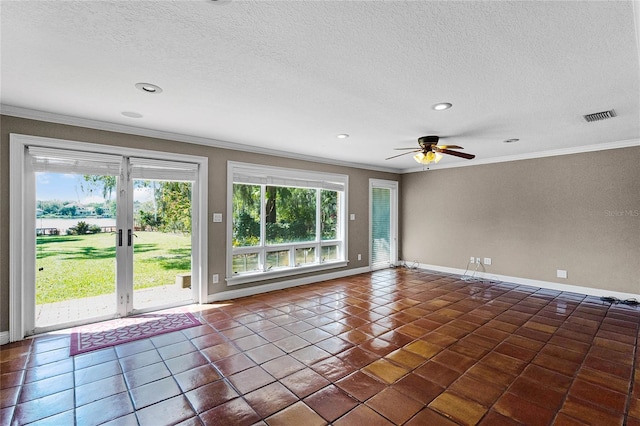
xmin=386 ymin=135 xmax=476 ymax=165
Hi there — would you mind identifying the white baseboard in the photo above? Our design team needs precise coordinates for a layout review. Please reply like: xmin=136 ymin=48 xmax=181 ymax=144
xmin=208 ymin=266 xmax=371 ymax=302
xmin=0 ymin=331 xmax=9 ymax=346
xmin=411 ymin=262 xmax=640 ymax=300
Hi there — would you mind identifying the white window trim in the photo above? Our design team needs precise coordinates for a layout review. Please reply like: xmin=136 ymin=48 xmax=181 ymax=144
xmin=9 ymin=134 xmax=208 ymax=342
xmin=369 ymin=178 xmax=399 ymax=271
xmin=226 ymin=161 xmax=348 ymax=286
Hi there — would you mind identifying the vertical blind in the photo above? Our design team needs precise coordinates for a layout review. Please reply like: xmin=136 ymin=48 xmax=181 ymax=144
xmin=371 ymin=187 xmax=391 ymax=266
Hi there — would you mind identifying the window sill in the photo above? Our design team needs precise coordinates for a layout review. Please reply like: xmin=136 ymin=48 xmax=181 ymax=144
xmin=225 ymin=260 xmax=349 ymax=286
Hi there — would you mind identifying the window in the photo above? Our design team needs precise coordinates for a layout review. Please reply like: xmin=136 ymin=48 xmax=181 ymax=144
xmin=227 ymin=162 xmax=348 ymax=284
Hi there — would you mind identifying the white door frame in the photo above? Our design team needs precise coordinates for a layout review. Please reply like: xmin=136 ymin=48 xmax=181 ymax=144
xmin=9 ymin=134 xmax=208 ymax=341
xmin=369 ymin=179 xmax=398 ymax=271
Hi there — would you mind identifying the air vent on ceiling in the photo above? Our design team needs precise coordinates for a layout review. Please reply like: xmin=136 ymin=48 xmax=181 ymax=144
xmin=583 ymin=109 xmax=616 ymax=123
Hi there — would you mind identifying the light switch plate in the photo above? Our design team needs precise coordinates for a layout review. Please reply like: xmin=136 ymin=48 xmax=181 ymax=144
xmin=213 ymin=213 xmax=223 ymax=222
xmin=557 ymin=269 xmax=568 ymax=279
xmin=350 ymin=214 xmax=356 ymax=221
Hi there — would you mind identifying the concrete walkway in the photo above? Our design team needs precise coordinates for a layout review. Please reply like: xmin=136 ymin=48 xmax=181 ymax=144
xmin=36 ymin=285 xmax=194 ymax=328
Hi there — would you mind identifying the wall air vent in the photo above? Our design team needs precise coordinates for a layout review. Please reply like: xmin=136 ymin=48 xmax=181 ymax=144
xmin=583 ymin=109 xmax=616 ymax=123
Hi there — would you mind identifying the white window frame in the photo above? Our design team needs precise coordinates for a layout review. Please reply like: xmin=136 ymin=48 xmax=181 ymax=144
xmin=369 ymin=178 xmax=399 ymax=270
xmin=226 ymin=161 xmax=348 ymax=285
xmin=9 ymin=134 xmax=208 ymax=341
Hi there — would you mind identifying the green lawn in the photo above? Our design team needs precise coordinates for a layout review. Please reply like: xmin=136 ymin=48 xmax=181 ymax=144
xmin=36 ymin=232 xmax=191 ymax=304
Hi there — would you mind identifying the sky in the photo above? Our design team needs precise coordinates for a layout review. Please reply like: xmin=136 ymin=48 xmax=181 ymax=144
xmin=36 ymin=173 xmax=153 ymax=204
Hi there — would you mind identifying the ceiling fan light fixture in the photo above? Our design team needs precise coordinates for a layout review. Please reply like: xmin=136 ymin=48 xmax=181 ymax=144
xmin=337 ymin=134 xmax=349 ymax=139
xmin=503 ymin=138 xmax=519 ymax=143
xmin=432 ymin=102 xmax=452 ymax=111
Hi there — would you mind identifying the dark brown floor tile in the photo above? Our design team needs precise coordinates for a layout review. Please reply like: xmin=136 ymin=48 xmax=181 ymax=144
xmin=260 ymin=326 xmax=293 ymax=342
xmin=191 ymin=332 xmax=227 ymax=350
xmin=185 ymin=379 xmax=239 ymax=413
xmin=431 ymin=349 xmax=476 ymax=373
xmin=314 ymin=336 xmax=353 ymax=355
xmin=428 ymin=391 xmax=487 ymax=426
xmin=72 ymin=348 xmax=115 ymax=371
xmin=75 ymin=391 xmax=133 ymax=426
xmin=74 ymin=359 xmax=122 ymax=386
xmin=304 ymin=384 xmax=358 ymax=422
xmin=280 ymin=368 xmax=330 ymax=398
xmin=114 ymin=339 xmax=155 ymax=358
xmin=335 ymin=370 xmax=386 ymax=402
xmin=507 ymin=376 xmax=565 ymax=411
xmin=366 ymin=387 xmax=423 ymax=424
xmin=447 ymin=340 xmax=490 ymax=360
xmin=477 ymin=410 xmax=521 ymax=426
xmin=227 ymin=366 xmax=275 ymax=394
xmin=481 ymin=351 xmax=527 ymax=376
xmin=261 ymin=355 xmax=305 ymax=379
xmin=129 ymin=376 xmax=181 ymax=409
xmin=118 ymin=349 xmax=162 ymax=373
xmin=448 ymin=375 xmax=503 ymax=407
xmin=135 ymin=395 xmax=195 ymax=426
xmin=245 ymin=343 xmax=286 ymax=364
xmin=0 ymin=370 xmax=24 ymax=390
xmin=392 ymin=372 xmax=443 ymax=405
xmin=384 ymin=348 xmax=425 ymax=369
xmin=26 ymin=347 xmax=68 ymax=368
xmin=75 ymin=374 xmax=128 ymax=407
xmin=552 ymin=412 xmax=591 ymax=426
xmin=25 ymin=358 xmax=73 ymax=383
xmin=233 ymin=334 xmax=269 ymax=351
xmin=466 ymin=363 xmax=515 ymax=389
xmin=201 ymin=342 xmax=240 ymax=362
xmin=494 ymin=341 xmax=537 ymax=362
xmin=569 ymin=378 xmax=627 ymax=414
xmin=124 ymin=361 xmax=171 ymax=389
xmin=18 ymin=371 xmax=74 ymax=404
xmin=290 ymin=345 xmax=331 ymax=365
xmin=0 ymin=385 xmax=19 ymax=408
xmin=174 ymin=364 xmax=221 ymax=392
xmin=199 ymin=397 xmax=261 ymax=426
xmin=414 ymin=361 xmax=459 ymax=388
xmin=311 ymin=356 xmax=357 ymax=381
xmin=358 ymin=338 xmax=399 ymax=357
xmin=245 ymin=381 xmax=298 ymax=418
xmin=582 ymin=354 xmax=632 ymax=379
xmin=493 ymin=392 xmax=555 ymax=426
xmin=377 ymin=330 xmax=414 ymax=347
xmin=405 ymin=407 xmax=459 ymax=426
xmin=532 ymin=352 xmax=580 ymax=376
xmin=272 ymin=335 xmax=311 ymax=353
xmin=156 ymin=340 xmax=197 ymax=361
xmin=519 ymin=364 xmax=572 ymax=393
xmin=337 ymin=329 xmax=370 ymax=345
xmin=332 ymin=404 xmax=394 ymax=426
xmin=165 ymin=351 xmax=208 ymax=375
xmin=220 ymin=325 xmax=254 ymax=340
xmin=559 ymin=395 xmax=625 ymax=425
xmin=265 ymin=401 xmax=328 ymax=426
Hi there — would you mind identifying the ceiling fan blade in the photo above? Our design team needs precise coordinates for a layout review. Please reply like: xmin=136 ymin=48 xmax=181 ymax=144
xmin=385 ymin=150 xmax=419 ymax=160
xmin=439 ymin=148 xmax=475 ymax=160
xmin=394 ymin=147 xmax=420 ymax=150
xmin=435 ymin=145 xmax=464 ymax=150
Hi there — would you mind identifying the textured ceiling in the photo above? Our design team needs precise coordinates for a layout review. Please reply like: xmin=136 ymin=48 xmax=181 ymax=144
xmin=1 ymin=1 xmax=639 ymax=172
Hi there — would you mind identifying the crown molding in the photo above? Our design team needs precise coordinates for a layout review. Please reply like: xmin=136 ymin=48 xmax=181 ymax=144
xmin=401 ymin=138 xmax=640 ymax=174
xmin=0 ymin=105 xmax=401 ymax=174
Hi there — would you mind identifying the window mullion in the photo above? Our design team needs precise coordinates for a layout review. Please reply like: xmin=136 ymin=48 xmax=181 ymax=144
xmin=260 ymin=185 xmax=266 ymax=271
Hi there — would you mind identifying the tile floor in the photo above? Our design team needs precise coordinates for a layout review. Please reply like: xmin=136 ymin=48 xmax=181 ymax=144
xmin=2 ymin=269 xmax=640 ymax=425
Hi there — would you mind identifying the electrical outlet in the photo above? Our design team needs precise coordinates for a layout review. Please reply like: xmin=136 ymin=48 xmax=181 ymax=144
xmin=212 ymin=213 xmax=223 ymax=222
xmin=213 ymin=274 xmax=219 ymax=283
xmin=557 ymin=269 xmax=568 ymax=279
xmin=350 ymin=214 xmax=356 ymax=221
xmin=470 ymin=256 xmax=475 ymax=264
xmin=484 ymin=257 xmax=492 ymax=265
xmin=476 ymin=257 xmax=481 ymax=264
xmin=357 ymin=254 xmax=362 ymax=261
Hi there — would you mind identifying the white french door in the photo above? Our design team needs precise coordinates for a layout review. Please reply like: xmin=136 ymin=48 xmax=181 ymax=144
xmin=369 ymin=179 xmax=398 ymax=270
xmin=9 ymin=134 xmax=208 ymax=339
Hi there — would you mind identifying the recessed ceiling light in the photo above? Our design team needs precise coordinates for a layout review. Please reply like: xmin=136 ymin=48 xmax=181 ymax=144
xmin=135 ymin=82 xmax=163 ymax=94
xmin=122 ymin=111 xmax=143 ymax=118
xmin=432 ymin=102 xmax=452 ymax=111
xmin=337 ymin=134 xmax=349 ymax=139
xmin=503 ymin=138 xmax=520 ymax=143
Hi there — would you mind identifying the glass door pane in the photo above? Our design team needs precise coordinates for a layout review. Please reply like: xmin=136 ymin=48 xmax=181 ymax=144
xmin=371 ymin=187 xmax=391 ymax=268
xmin=132 ymin=179 xmax=194 ymax=311
xmin=35 ymin=172 xmax=118 ymax=328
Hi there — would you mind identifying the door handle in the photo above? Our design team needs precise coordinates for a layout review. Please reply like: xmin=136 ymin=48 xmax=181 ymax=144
xmin=128 ymin=229 xmax=132 ymax=247
xmin=118 ymin=229 xmax=123 ymax=247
